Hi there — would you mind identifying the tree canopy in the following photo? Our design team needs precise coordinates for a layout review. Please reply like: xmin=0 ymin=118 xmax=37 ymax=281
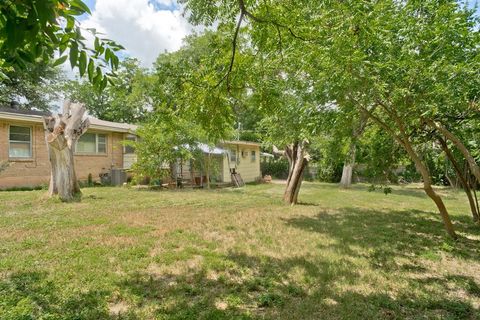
xmin=63 ymin=58 xmax=152 ymax=123
xmin=0 ymin=0 xmax=123 ymax=90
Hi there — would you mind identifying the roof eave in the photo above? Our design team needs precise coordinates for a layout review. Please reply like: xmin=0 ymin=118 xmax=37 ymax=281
xmin=0 ymin=112 xmax=136 ymax=133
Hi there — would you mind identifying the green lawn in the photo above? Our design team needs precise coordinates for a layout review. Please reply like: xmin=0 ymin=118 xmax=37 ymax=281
xmin=1 ymin=182 xmax=479 ymax=319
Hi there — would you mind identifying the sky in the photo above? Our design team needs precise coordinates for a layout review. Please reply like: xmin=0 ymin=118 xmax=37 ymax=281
xmin=78 ymin=0 xmax=194 ymax=68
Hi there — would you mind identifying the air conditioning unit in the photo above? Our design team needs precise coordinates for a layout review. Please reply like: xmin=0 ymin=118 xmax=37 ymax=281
xmin=110 ymin=169 xmax=127 ymax=186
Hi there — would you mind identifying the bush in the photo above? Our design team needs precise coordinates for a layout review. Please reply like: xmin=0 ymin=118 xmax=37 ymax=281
xmin=261 ymin=159 xmax=289 ymax=179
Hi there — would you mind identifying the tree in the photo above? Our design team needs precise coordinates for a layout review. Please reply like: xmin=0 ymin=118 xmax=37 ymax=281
xmin=180 ymin=0 xmax=480 ymax=238
xmin=1 ymin=0 xmax=126 ymax=202
xmin=0 ymin=63 xmax=63 ymax=111
xmin=0 ymin=0 xmax=123 ymax=90
xmin=339 ymin=110 xmax=369 ymax=188
xmin=152 ymin=30 xmax=239 ymax=141
xmin=42 ymin=100 xmax=89 ymax=201
xmin=316 ymin=0 xmax=480 ymax=238
xmin=133 ymin=31 xmax=239 ymax=185
xmin=63 ymin=58 xmax=152 ymax=123
xmin=257 ymin=66 xmax=328 ymax=205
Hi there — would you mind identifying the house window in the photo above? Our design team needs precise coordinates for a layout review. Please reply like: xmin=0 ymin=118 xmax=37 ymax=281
xmin=251 ymin=150 xmax=256 ymax=162
xmin=9 ymin=125 xmax=32 ymax=158
xmin=230 ymin=149 xmax=237 ymax=162
xmin=76 ymin=133 xmax=107 ymax=154
xmin=124 ymin=135 xmax=136 ymax=154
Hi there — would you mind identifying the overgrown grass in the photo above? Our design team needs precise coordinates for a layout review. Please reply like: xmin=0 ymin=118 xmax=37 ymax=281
xmin=0 ymin=182 xmax=479 ymax=319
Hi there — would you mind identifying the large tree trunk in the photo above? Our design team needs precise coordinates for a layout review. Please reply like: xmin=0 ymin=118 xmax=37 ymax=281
xmin=43 ymin=101 xmax=90 ymax=202
xmin=340 ymin=111 xmax=368 ymax=188
xmin=438 ymin=137 xmax=479 ymax=222
xmin=340 ymin=144 xmax=356 ymax=188
xmin=426 ymin=119 xmax=480 ymax=183
xmin=275 ymin=142 xmax=309 ymax=205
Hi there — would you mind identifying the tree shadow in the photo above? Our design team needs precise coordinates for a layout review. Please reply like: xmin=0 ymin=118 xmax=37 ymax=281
xmin=284 ymin=207 xmax=480 ymax=264
xmin=5 ymin=249 xmax=476 ymax=318
xmin=117 ymin=247 xmax=479 ymax=319
xmin=118 ymin=250 xmax=358 ymax=319
xmin=0 ymin=271 xmax=121 ymax=319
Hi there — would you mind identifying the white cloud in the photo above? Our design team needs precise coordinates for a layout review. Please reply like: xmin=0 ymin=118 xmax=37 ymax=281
xmin=81 ymin=0 xmax=192 ymax=67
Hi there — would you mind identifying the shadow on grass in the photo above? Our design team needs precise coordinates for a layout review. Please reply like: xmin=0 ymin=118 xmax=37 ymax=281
xmin=2 ymin=264 xmax=477 ymax=319
xmin=0 ymin=271 xmax=113 ymax=319
xmin=285 ymin=207 xmax=480 ymax=263
xmin=117 ymin=248 xmax=479 ymax=319
xmin=119 ymin=252 xmax=340 ymax=319
xmin=2 ymin=207 xmax=479 ymax=319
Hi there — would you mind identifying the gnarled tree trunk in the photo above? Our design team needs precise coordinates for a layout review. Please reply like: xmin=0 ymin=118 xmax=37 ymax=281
xmin=43 ymin=101 xmax=90 ymax=201
xmin=274 ymin=141 xmax=309 ymax=205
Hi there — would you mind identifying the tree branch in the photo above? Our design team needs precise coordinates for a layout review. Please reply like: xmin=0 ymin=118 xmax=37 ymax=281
xmin=214 ymin=10 xmax=244 ymax=90
xmin=238 ymin=0 xmax=316 ymax=42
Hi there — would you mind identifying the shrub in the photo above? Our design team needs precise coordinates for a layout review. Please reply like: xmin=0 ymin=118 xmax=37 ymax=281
xmin=261 ymin=158 xmax=289 ymax=179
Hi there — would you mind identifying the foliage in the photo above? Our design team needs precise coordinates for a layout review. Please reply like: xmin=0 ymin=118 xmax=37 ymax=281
xmin=62 ymin=58 xmax=152 ymax=122
xmin=0 ymin=63 xmax=64 ymax=111
xmin=0 ymin=0 xmax=123 ymax=90
xmin=132 ymin=30 xmax=251 ymax=183
xmin=152 ymin=30 xmax=240 ymax=141
xmin=357 ymin=127 xmax=405 ymax=184
xmin=308 ymin=133 xmax=347 ymax=183
xmin=260 ymin=158 xmax=289 ymax=179
xmin=131 ymin=110 xmax=210 ymax=182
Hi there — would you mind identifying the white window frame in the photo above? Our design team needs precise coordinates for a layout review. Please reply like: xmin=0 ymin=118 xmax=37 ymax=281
xmin=251 ymin=150 xmax=256 ymax=162
xmin=8 ymin=125 xmax=32 ymax=158
xmin=76 ymin=133 xmax=107 ymax=155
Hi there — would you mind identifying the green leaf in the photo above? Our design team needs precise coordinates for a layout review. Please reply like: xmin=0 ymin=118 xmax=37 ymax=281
xmin=88 ymin=59 xmax=95 ymax=81
xmin=79 ymin=51 xmax=87 ymax=76
xmin=69 ymin=42 xmax=79 ymax=67
xmin=94 ymin=37 xmax=100 ymax=51
xmin=70 ymin=0 xmax=92 ymax=15
xmin=100 ymin=75 xmax=108 ymax=92
xmin=66 ymin=17 xmax=75 ymax=30
xmin=93 ymin=66 xmax=102 ymax=84
xmin=110 ymin=54 xmax=119 ymax=70
xmin=105 ymin=47 xmax=112 ymax=62
xmin=52 ymin=55 xmax=68 ymax=67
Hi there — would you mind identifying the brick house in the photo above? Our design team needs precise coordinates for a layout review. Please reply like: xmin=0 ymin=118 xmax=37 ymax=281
xmin=0 ymin=107 xmax=137 ymax=189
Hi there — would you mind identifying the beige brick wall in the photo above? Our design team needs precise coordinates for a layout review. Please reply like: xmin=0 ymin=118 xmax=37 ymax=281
xmin=0 ymin=119 xmax=126 ymax=189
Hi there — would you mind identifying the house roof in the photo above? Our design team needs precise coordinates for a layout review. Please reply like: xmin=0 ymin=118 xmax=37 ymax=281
xmin=222 ymin=140 xmax=261 ymax=147
xmin=196 ymin=143 xmax=226 ymax=155
xmin=0 ymin=107 xmax=137 ymax=133
xmin=260 ymin=152 xmax=274 ymax=158
xmin=0 ymin=107 xmax=50 ymax=117
xmin=180 ymin=143 xmax=227 ymax=155
xmin=88 ymin=117 xmax=137 ymax=133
